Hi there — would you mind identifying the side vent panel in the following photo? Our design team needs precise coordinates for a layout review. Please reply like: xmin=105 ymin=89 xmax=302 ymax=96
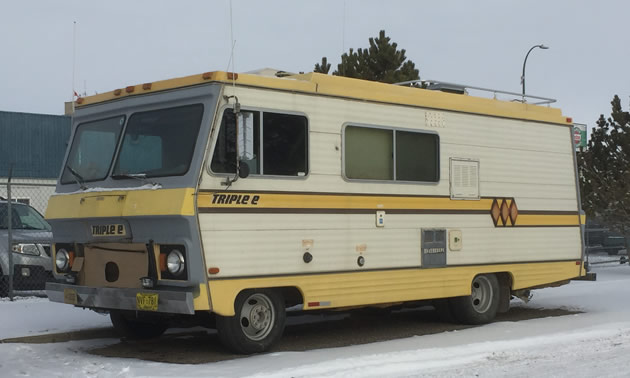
xmin=450 ymin=158 xmax=480 ymax=200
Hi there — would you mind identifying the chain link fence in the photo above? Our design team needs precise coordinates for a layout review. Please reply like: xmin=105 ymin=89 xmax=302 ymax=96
xmin=1 ymin=178 xmax=57 ymax=299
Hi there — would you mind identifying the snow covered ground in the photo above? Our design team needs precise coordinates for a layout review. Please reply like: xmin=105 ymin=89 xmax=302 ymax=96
xmin=1 ymin=256 xmax=629 ymax=378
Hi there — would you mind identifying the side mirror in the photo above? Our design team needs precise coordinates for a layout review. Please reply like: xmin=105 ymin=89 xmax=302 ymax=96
xmin=237 ymin=112 xmax=255 ymax=161
xmin=238 ymin=161 xmax=250 ymax=179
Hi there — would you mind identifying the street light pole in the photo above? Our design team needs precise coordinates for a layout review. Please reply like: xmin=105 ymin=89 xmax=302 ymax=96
xmin=521 ymin=44 xmax=549 ymax=102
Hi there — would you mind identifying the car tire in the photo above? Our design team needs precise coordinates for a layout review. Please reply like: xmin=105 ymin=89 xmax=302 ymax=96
xmin=450 ymin=274 xmax=500 ymax=325
xmin=0 ymin=275 xmax=7 ymax=298
xmin=216 ymin=289 xmax=286 ymax=354
xmin=110 ymin=310 xmax=168 ymax=340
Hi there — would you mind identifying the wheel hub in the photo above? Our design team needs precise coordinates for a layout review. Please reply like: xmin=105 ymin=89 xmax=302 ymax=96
xmin=239 ymin=293 xmax=275 ymax=341
xmin=471 ymin=276 xmax=493 ymax=313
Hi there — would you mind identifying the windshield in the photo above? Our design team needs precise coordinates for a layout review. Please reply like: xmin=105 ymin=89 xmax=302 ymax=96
xmin=113 ymin=104 xmax=204 ymax=178
xmin=61 ymin=116 xmax=125 ymax=184
xmin=0 ymin=203 xmax=51 ymax=231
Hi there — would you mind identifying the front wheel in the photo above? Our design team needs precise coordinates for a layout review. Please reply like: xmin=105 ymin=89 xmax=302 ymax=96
xmin=450 ymin=274 xmax=500 ymax=325
xmin=216 ymin=289 xmax=286 ymax=354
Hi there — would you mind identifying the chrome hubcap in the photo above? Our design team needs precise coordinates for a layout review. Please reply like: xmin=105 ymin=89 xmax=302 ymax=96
xmin=239 ymin=293 xmax=275 ymax=341
xmin=471 ymin=275 xmax=493 ymax=313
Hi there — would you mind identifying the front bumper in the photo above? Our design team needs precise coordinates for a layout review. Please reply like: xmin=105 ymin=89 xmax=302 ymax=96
xmin=46 ymin=282 xmax=195 ymax=315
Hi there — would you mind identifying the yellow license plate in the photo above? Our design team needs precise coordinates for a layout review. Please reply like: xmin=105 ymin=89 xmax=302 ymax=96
xmin=136 ymin=293 xmax=159 ymax=311
xmin=91 ymin=224 xmax=126 ymax=237
xmin=63 ymin=288 xmax=78 ymax=305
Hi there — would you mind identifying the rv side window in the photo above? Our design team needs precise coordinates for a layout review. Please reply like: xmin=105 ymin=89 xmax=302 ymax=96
xmin=344 ymin=125 xmax=439 ymax=182
xmin=211 ymin=109 xmax=308 ymax=177
xmin=395 ymin=130 xmax=439 ymax=182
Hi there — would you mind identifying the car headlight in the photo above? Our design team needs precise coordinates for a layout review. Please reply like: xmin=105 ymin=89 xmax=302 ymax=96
xmin=12 ymin=243 xmax=41 ymax=256
xmin=166 ymin=249 xmax=185 ymax=276
xmin=55 ymin=248 xmax=70 ymax=272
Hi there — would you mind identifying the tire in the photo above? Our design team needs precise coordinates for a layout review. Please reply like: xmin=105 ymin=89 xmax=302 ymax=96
xmin=216 ymin=289 xmax=286 ymax=354
xmin=0 ymin=266 xmax=7 ymax=297
xmin=110 ymin=310 xmax=168 ymax=340
xmin=0 ymin=275 xmax=7 ymax=298
xmin=450 ymin=274 xmax=500 ymax=325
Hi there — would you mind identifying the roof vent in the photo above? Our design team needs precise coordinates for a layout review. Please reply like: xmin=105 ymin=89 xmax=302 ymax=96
xmin=426 ymin=82 xmax=466 ymax=95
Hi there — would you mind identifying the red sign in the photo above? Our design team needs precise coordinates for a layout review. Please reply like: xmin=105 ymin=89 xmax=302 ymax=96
xmin=574 ymin=129 xmax=581 ymax=145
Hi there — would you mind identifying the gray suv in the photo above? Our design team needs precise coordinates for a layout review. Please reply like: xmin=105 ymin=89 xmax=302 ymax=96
xmin=0 ymin=201 xmax=53 ymax=296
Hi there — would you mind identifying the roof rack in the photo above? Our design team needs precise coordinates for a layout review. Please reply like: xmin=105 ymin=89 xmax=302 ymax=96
xmin=394 ymin=79 xmax=556 ymax=105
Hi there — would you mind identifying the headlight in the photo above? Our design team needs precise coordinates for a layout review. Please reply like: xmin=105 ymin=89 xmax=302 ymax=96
xmin=12 ymin=243 xmax=41 ymax=256
xmin=166 ymin=249 xmax=185 ymax=275
xmin=55 ymin=248 xmax=70 ymax=272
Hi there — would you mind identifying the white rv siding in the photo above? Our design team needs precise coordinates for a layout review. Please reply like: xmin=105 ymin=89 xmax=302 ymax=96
xmin=198 ymin=85 xmax=580 ymax=278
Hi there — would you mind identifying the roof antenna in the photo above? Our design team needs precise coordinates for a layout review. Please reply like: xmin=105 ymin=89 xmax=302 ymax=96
xmin=341 ymin=0 xmax=346 ymax=76
xmin=72 ymin=21 xmax=77 ymax=112
xmin=227 ymin=0 xmax=236 ymax=89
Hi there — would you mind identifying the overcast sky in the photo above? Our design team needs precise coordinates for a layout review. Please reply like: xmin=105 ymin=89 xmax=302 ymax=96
xmin=2 ymin=0 xmax=629 ymax=129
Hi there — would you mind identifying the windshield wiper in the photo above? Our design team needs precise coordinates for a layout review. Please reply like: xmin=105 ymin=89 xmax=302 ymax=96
xmin=111 ymin=173 xmax=160 ymax=187
xmin=65 ymin=165 xmax=88 ymax=190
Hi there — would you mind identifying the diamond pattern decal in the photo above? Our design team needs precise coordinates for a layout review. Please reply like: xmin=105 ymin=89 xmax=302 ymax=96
xmin=490 ymin=199 xmax=501 ymax=226
xmin=490 ymin=198 xmax=518 ymax=227
xmin=500 ymin=200 xmax=509 ymax=225
xmin=509 ymin=200 xmax=518 ymax=225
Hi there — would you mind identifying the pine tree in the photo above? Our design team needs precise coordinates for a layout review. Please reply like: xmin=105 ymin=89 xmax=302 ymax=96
xmin=578 ymin=95 xmax=630 ymax=236
xmin=314 ymin=57 xmax=331 ymax=74
xmin=314 ymin=30 xmax=419 ymax=83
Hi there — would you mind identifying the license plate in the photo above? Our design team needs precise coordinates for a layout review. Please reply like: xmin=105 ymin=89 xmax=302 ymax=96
xmin=91 ymin=224 xmax=126 ymax=237
xmin=64 ymin=288 xmax=78 ymax=305
xmin=136 ymin=293 xmax=159 ymax=311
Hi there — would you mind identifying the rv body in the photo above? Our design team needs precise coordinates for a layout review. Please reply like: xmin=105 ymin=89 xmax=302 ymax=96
xmin=46 ymin=71 xmax=585 ymax=353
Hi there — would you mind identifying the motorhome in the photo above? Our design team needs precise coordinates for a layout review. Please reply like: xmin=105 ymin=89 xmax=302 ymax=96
xmin=46 ymin=70 xmax=587 ymax=353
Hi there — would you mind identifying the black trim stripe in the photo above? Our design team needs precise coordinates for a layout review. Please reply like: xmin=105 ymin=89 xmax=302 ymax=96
xmin=207 ymin=259 xmax=582 ymax=281
xmin=198 ymin=207 xmax=492 ymax=215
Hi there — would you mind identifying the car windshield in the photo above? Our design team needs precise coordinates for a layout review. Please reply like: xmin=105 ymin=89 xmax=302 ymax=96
xmin=112 ymin=104 xmax=204 ymax=178
xmin=0 ymin=203 xmax=51 ymax=231
xmin=61 ymin=116 xmax=126 ymax=184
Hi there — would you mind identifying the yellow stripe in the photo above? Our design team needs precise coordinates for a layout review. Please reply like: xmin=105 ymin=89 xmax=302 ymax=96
xmin=208 ymin=261 xmax=583 ymax=316
xmin=193 ymin=283 xmax=211 ymax=311
xmin=516 ymin=214 xmax=581 ymax=227
xmin=75 ymin=71 xmax=569 ymax=125
xmin=45 ymin=188 xmax=196 ymax=219
xmin=199 ymin=192 xmax=581 ymax=227
xmin=198 ymin=192 xmax=493 ymax=211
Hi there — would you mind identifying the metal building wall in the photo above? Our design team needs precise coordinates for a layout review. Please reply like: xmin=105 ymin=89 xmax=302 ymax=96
xmin=0 ymin=111 xmax=71 ymax=179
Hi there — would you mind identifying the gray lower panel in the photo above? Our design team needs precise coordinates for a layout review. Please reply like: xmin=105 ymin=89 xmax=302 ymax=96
xmin=46 ymin=282 xmax=195 ymax=315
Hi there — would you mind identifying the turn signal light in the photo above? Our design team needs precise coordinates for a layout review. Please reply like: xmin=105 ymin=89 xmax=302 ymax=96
xmin=208 ymin=267 xmax=220 ymax=275
xmin=159 ymin=253 xmax=167 ymax=272
xmin=68 ymin=251 xmax=75 ymax=269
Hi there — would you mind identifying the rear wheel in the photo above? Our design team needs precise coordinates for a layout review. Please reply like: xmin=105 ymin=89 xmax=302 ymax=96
xmin=450 ymin=274 xmax=500 ymax=325
xmin=216 ymin=289 xmax=285 ymax=354
xmin=110 ymin=310 xmax=168 ymax=340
